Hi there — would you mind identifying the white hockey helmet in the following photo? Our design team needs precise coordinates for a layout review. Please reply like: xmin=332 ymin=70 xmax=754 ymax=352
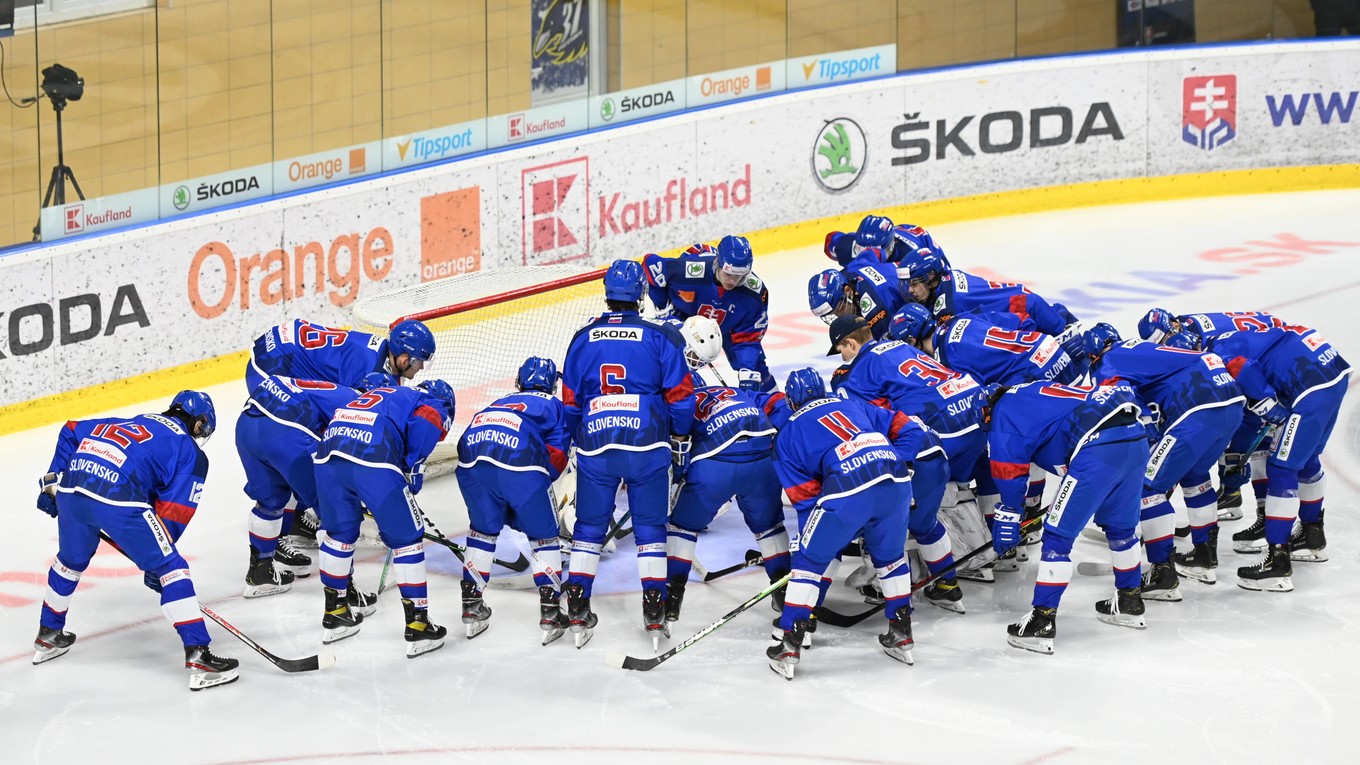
xmin=680 ymin=315 xmax=723 ymax=369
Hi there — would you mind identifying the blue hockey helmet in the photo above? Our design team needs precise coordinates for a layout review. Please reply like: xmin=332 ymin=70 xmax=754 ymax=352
xmin=715 ymin=235 xmax=754 ymax=279
xmin=785 ymin=367 xmax=828 ymax=410
xmin=808 ymin=269 xmax=850 ymax=324
xmin=358 ymin=372 xmax=399 ymax=391
xmin=417 ymin=379 xmax=456 ymax=414
xmin=603 ymin=258 xmax=645 ymax=302
xmin=1164 ymin=330 xmax=1202 ymax=351
xmin=169 ymin=390 xmax=216 ymax=444
xmin=516 ymin=356 xmax=559 ymax=394
xmin=1082 ymin=322 xmax=1122 ymax=362
xmin=886 ymin=303 xmax=936 ymax=346
xmin=853 ymin=215 xmax=895 ymax=258
xmin=389 ymin=319 xmax=436 ymax=362
xmin=1138 ymin=308 xmax=1178 ymax=343
xmin=899 ymin=248 xmax=945 ymax=287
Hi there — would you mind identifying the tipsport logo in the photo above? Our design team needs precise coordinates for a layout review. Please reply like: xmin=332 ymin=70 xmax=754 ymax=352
xmin=1182 ymin=74 xmax=1237 ymax=151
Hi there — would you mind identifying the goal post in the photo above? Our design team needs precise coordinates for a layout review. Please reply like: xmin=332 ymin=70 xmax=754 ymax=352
xmin=352 ymin=265 xmax=607 ymax=475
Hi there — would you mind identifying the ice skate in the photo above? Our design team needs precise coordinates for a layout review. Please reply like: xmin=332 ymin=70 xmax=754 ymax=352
xmin=664 ymin=575 xmax=686 ymax=622
xmin=992 ymin=548 xmax=1021 ymax=573
xmin=1289 ymin=514 xmax=1327 ymax=563
xmin=321 ymin=586 xmax=363 ymax=644
xmin=1231 ymin=504 xmax=1267 ymax=553
xmin=460 ymin=580 xmax=492 ymax=639
xmin=32 ymin=626 xmax=76 ymax=665
xmin=348 ymin=581 xmax=378 ymax=617
xmin=1173 ymin=542 xmax=1218 ymax=585
xmin=957 ymin=563 xmax=995 ymax=583
xmin=771 ymin=616 xmax=815 ymax=647
xmin=859 ymin=582 xmax=885 ymax=605
xmin=273 ymin=537 xmax=313 ymax=577
xmin=565 ymin=583 xmax=598 ymax=649
xmin=286 ymin=508 xmax=321 ymax=549
xmin=923 ymin=579 xmax=965 ymax=614
xmin=642 ymin=588 xmax=670 ymax=651
xmin=878 ymin=607 xmax=915 ymax=665
xmin=403 ymin=598 xmax=448 ymax=658
xmin=1006 ymin=607 xmax=1056 ymax=654
xmin=1216 ymin=485 xmax=1243 ymax=521
xmin=539 ymin=586 xmax=568 ymax=646
xmin=766 ymin=619 xmax=811 ymax=680
xmin=184 ymin=645 xmax=240 ymax=691
xmin=1237 ymin=544 xmax=1293 ymax=592
xmin=243 ymin=546 xmax=295 ymax=599
xmin=1140 ymin=561 xmax=1182 ymax=602
xmin=769 ymin=578 xmax=787 ymax=613
xmin=1095 ymin=587 xmax=1147 ymax=629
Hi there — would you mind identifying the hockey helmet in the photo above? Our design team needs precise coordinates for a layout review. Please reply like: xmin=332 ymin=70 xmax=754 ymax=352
xmin=715 ymin=235 xmax=754 ymax=278
xmin=603 ymin=259 xmax=646 ymax=302
xmin=358 ymin=372 xmax=399 ymax=391
xmin=1138 ymin=308 xmax=1178 ymax=343
xmin=389 ymin=319 xmax=436 ymax=362
xmin=417 ymin=379 xmax=456 ymax=415
xmin=516 ymin=357 xmax=559 ymax=394
xmin=808 ymin=269 xmax=850 ymax=324
xmin=785 ymin=367 xmax=828 ymax=410
xmin=853 ymin=215 xmax=895 ymax=258
xmin=1164 ymin=330 xmax=1202 ymax=351
xmin=169 ymin=390 xmax=216 ymax=445
xmin=679 ymin=316 xmax=724 ymax=370
xmin=886 ymin=303 xmax=936 ymax=346
xmin=898 ymin=248 xmax=945 ymax=286
xmin=1082 ymin=322 xmax=1122 ymax=362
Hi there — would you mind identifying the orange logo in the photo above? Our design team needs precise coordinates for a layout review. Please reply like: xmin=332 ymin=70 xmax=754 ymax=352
xmin=757 ymin=67 xmax=772 ymax=91
xmin=421 ymin=187 xmax=481 ymax=283
xmin=349 ymin=148 xmax=366 ymax=174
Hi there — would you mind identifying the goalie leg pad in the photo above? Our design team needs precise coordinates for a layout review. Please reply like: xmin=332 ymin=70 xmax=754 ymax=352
xmin=936 ymin=486 xmax=991 ymax=572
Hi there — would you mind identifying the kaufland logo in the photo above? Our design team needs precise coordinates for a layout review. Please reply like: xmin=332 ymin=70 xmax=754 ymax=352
xmin=63 ymin=203 xmax=134 ymax=234
xmin=522 ymin=157 xmax=589 ymax=264
xmin=65 ymin=204 xmax=84 ymax=233
xmin=509 ymin=114 xmax=567 ymax=142
xmin=1182 ymin=74 xmax=1237 ymax=151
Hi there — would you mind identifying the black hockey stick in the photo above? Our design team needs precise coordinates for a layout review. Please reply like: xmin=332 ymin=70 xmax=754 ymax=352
xmin=604 ymin=509 xmax=633 ymax=546
xmin=815 ymin=512 xmax=1050 ymax=629
xmin=96 ymin=531 xmax=334 ymax=673
xmin=607 ymin=572 xmax=792 ymax=672
xmin=701 ymin=549 xmax=763 ymax=582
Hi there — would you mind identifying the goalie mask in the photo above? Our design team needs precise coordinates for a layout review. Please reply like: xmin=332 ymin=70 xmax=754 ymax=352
xmin=679 ymin=316 xmax=723 ymax=370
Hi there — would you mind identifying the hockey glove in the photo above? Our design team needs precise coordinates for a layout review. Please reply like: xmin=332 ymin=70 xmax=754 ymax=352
xmin=1249 ymin=397 xmax=1290 ymax=428
xmin=669 ymin=435 xmax=692 ymax=481
xmin=143 ymin=571 xmax=162 ymax=593
xmin=991 ymin=504 xmax=1023 ymax=555
xmin=37 ymin=472 xmax=60 ymax=518
xmin=737 ymin=369 xmax=761 ymax=392
xmin=407 ymin=464 xmax=426 ymax=495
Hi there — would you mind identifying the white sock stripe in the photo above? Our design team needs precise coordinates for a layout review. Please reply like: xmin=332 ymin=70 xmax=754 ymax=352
xmin=754 ymin=524 xmax=786 ymax=541
xmin=786 ymin=581 xmax=820 ymax=606
xmin=160 ymin=594 xmax=201 ymax=625
xmin=51 ymin=560 xmax=83 ymax=582
xmin=569 ymin=550 xmax=601 ymax=578
xmin=637 ymin=556 xmax=667 ymax=580
xmin=756 ymin=532 xmax=790 ymax=557
xmin=879 ymin=574 xmax=912 ymax=600
xmin=249 ymin=515 xmax=284 ymax=538
xmin=1264 ymin=494 xmax=1300 ymax=521
xmin=394 ymin=559 xmax=428 ymax=582
xmin=668 ymin=537 xmax=697 ymax=560
xmin=1109 ymin=544 xmax=1141 ymax=571
xmin=1141 ymin=513 xmax=1175 ymax=540
xmin=1181 ymin=480 xmax=1213 ymax=498
xmin=918 ymin=535 xmax=952 ymax=563
xmin=1299 ymin=473 xmax=1327 ymax=503
xmin=1187 ymin=504 xmax=1218 ymax=528
xmin=1037 ymin=559 xmax=1073 ymax=585
xmin=43 ymin=593 xmax=74 ymax=612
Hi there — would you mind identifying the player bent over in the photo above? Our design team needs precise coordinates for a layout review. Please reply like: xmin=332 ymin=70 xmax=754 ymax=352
xmin=769 ymin=368 xmax=923 ymax=680
xmin=33 ymin=391 xmax=236 ymax=690
xmin=455 ymin=357 xmax=572 ymax=644
xmin=236 ymin=372 xmax=395 ymax=604
xmin=561 ymin=259 xmax=695 ymax=649
xmin=979 ymin=382 xmax=1148 ymax=654
xmin=1084 ymin=324 xmax=1244 ymax=595
xmin=312 ymin=379 xmax=455 ymax=657
xmin=1202 ymin=326 xmax=1351 ymax=591
xmin=665 ymin=317 xmax=793 ymax=623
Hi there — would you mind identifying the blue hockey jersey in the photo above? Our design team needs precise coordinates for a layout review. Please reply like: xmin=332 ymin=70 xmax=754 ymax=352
xmin=844 ymin=253 xmax=910 ymax=338
xmin=933 ymin=314 xmax=1074 ymax=385
xmin=1092 ymin=341 xmax=1244 ymax=431
xmin=987 ymin=383 xmax=1143 ymax=510
xmin=46 ymin=414 xmax=209 ymax=541
xmin=250 ymin=319 xmax=391 ymax=387
xmin=561 ymin=311 xmax=695 ymax=456
xmin=314 ymin=385 xmax=451 ymax=476
xmin=930 ymin=271 xmax=1072 ymax=335
xmin=642 ymin=247 xmax=771 ymax=376
xmin=837 ymin=338 xmax=981 ymax=440
xmin=824 ymin=223 xmax=947 ymax=269
xmin=244 ymin=375 xmax=365 ymax=439
xmin=690 ymin=385 xmax=790 ymax=462
xmin=773 ymin=396 xmax=925 ymax=514
xmin=1204 ymin=327 xmax=1351 ymax=405
xmin=1177 ymin=311 xmax=1285 ymax=339
xmin=456 ymin=390 xmax=571 ymax=479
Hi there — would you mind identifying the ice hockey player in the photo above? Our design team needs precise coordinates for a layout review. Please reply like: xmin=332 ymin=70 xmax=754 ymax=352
xmin=33 ymin=391 xmax=237 ymax=691
xmin=664 ymin=316 xmax=793 ymax=624
xmin=978 ymin=381 xmax=1148 ymax=654
xmin=822 ymin=214 xmax=947 ymax=270
xmin=561 ymin=259 xmax=695 ymax=649
xmin=893 ymin=303 xmax=1079 ymax=386
xmin=312 ymin=378 xmax=455 ymax=657
xmin=1201 ymin=325 xmax=1351 ymax=591
xmin=826 ymin=315 xmax=968 ymax=609
xmin=642 ymin=235 xmax=774 ymax=391
xmin=767 ymin=368 xmax=922 ymax=679
xmin=807 ymin=251 xmax=909 ymax=339
xmin=1138 ymin=308 xmax=1287 ymax=520
xmin=455 ymin=357 xmax=572 ymax=644
xmin=246 ymin=317 xmax=436 ymax=391
xmin=1083 ymin=324 xmax=1244 ymax=597
xmin=235 ymin=371 xmax=395 ymax=606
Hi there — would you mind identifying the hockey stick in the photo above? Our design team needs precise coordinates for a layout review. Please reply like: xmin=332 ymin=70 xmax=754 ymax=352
xmin=816 ymin=512 xmax=1051 ymax=629
xmin=95 ymin=531 xmax=334 ymax=673
xmin=604 ymin=509 xmax=633 ymax=546
xmin=701 ymin=549 xmax=763 ymax=582
xmin=373 ymin=509 xmax=533 ymax=591
xmin=607 ymin=572 xmax=792 ymax=672
xmin=375 ymin=548 xmax=394 ymax=597
xmin=1223 ymin=424 xmax=1274 ymax=480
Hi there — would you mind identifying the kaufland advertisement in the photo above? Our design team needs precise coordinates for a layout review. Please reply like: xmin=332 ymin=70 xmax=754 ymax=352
xmin=5 ymin=42 xmax=1358 ymax=407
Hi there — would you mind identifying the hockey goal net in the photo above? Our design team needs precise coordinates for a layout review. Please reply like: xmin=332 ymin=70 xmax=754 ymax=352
xmin=352 ymin=265 xmax=607 ymax=476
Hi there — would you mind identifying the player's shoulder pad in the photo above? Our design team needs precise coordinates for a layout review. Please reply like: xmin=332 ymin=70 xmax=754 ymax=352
xmin=738 ymin=273 xmax=766 ymax=296
xmin=672 ymin=252 xmax=712 ymax=282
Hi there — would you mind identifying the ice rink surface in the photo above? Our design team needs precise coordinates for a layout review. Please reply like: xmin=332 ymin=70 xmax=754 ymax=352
xmin=2 ymin=190 xmax=1358 ymax=765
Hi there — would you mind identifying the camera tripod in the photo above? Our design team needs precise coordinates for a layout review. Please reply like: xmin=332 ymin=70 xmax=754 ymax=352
xmin=32 ymin=102 xmax=85 ymax=241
